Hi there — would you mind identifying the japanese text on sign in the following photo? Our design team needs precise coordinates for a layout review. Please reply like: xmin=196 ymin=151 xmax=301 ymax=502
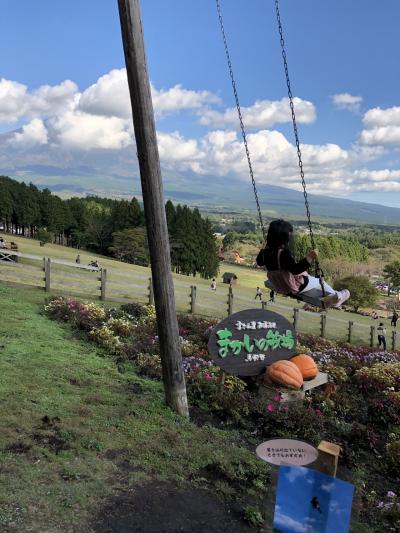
xmin=216 ymin=327 xmax=295 ymax=358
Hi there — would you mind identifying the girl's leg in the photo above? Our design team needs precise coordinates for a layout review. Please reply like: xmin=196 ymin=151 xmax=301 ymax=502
xmin=299 ymin=275 xmax=336 ymax=295
xmin=299 ymin=275 xmax=350 ymax=308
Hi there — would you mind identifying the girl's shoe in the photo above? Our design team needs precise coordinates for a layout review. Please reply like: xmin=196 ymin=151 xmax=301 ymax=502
xmin=321 ymin=292 xmax=339 ymax=307
xmin=333 ymin=289 xmax=350 ymax=308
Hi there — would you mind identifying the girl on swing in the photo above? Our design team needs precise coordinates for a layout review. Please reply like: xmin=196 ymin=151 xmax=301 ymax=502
xmin=257 ymin=219 xmax=350 ymax=308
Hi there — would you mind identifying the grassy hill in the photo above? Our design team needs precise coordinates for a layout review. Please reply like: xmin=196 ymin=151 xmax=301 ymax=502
xmin=0 ymin=284 xmax=268 ymax=531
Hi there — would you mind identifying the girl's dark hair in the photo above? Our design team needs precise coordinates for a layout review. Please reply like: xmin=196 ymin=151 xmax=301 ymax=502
xmin=266 ymin=219 xmax=294 ymax=249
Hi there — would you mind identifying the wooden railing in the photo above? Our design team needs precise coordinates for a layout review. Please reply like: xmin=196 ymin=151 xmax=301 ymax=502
xmin=0 ymin=251 xmax=397 ymax=349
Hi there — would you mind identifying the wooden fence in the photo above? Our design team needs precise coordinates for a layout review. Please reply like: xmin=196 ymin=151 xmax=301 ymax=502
xmin=0 ymin=251 xmax=397 ymax=349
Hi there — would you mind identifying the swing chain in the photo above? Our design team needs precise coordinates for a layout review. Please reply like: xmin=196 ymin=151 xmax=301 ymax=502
xmin=215 ymin=0 xmax=266 ymax=239
xmin=274 ymin=0 xmax=325 ymax=293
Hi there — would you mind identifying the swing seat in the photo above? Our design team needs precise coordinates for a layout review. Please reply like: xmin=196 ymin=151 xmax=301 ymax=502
xmin=264 ymin=280 xmax=326 ymax=309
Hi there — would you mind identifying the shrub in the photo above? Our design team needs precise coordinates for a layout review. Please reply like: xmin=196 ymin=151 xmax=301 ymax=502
xmin=135 ymin=353 xmax=162 ymax=379
xmin=355 ymin=363 xmax=400 ymax=392
xmin=333 ymin=275 xmax=379 ymax=311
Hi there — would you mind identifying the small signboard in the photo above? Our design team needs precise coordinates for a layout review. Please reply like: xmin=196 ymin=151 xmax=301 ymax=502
xmin=207 ymin=308 xmax=296 ymax=376
xmin=256 ymin=438 xmax=318 ymax=467
xmin=273 ymin=466 xmax=354 ymax=532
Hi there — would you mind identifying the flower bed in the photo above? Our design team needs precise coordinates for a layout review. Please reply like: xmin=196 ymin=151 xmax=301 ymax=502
xmin=44 ymin=296 xmax=400 ymax=529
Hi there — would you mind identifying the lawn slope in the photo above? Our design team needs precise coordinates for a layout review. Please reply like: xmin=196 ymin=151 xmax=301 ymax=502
xmin=0 ymin=285 xmax=268 ymax=532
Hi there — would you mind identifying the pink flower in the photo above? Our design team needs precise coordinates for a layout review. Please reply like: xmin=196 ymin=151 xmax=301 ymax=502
xmin=272 ymin=394 xmax=282 ymax=402
xmin=267 ymin=404 xmax=275 ymax=413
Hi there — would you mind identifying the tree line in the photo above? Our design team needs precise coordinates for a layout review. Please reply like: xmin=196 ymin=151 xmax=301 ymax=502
xmin=0 ymin=176 xmax=219 ymax=278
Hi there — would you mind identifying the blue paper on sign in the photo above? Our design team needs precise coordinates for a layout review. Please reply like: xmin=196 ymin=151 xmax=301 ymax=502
xmin=273 ymin=466 xmax=354 ymax=533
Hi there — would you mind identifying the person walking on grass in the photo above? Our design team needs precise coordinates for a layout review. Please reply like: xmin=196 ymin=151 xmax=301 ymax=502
xmin=269 ymin=289 xmax=275 ymax=303
xmin=211 ymin=278 xmax=217 ymax=291
xmin=391 ymin=310 xmax=398 ymax=327
xmin=255 ymin=286 xmax=262 ymax=300
xmin=377 ymin=322 xmax=387 ymax=351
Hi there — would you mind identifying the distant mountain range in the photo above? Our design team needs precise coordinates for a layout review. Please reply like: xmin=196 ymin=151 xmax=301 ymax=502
xmin=5 ymin=165 xmax=400 ymax=226
xmin=162 ymin=179 xmax=400 ymax=226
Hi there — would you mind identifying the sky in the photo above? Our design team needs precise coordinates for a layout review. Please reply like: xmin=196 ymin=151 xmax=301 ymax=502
xmin=273 ymin=466 xmax=354 ymax=532
xmin=1 ymin=0 xmax=400 ymax=208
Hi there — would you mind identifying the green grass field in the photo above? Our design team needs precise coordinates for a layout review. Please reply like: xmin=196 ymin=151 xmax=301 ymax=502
xmin=0 ymin=235 xmax=398 ymax=348
xmin=0 ymin=284 xmax=274 ymax=531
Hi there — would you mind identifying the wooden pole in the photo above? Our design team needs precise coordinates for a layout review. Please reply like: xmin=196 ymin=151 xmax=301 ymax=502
xmin=293 ymin=308 xmax=299 ymax=330
xmin=391 ymin=330 xmax=397 ymax=351
xmin=148 ymin=277 xmax=154 ymax=305
xmin=100 ymin=268 xmax=107 ymax=301
xmin=370 ymin=325 xmax=376 ymax=348
xmin=227 ymin=286 xmax=233 ymax=315
xmin=320 ymin=314 xmax=326 ymax=338
xmin=45 ymin=258 xmax=51 ymax=292
xmin=347 ymin=321 xmax=353 ymax=344
xmin=118 ymin=0 xmax=188 ymax=417
xmin=314 ymin=440 xmax=340 ymax=477
xmin=189 ymin=285 xmax=196 ymax=314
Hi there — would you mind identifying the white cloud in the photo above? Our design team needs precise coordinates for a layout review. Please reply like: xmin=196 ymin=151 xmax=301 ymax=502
xmin=200 ymin=97 xmax=316 ymax=128
xmin=2 ymin=69 xmax=400 ymax=197
xmin=10 ymin=118 xmax=48 ymax=147
xmin=274 ymin=511 xmax=308 ymax=533
xmin=332 ymin=93 xmax=363 ymax=112
xmin=50 ymin=111 xmax=131 ymax=150
xmin=363 ymin=106 xmax=400 ymax=128
xmin=152 ymin=84 xmax=220 ymax=116
xmin=0 ymin=78 xmax=29 ymax=122
xmin=285 ymin=466 xmax=309 ymax=484
xmin=321 ymin=482 xmax=335 ymax=493
xmin=79 ymin=69 xmax=130 ymax=119
xmin=0 ymin=78 xmax=78 ymax=124
xmin=79 ymin=68 xmax=219 ymax=119
xmin=360 ymin=106 xmax=400 ymax=146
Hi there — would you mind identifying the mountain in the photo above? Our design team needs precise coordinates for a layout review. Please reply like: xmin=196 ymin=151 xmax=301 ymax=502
xmin=5 ymin=166 xmax=400 ymax=225
xmin=164 ymin=179 xmax=400 ymax=226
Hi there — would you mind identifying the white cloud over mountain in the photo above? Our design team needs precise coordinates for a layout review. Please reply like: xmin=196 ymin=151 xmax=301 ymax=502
xmin=1 ymin=69 xmax=400 ymax=199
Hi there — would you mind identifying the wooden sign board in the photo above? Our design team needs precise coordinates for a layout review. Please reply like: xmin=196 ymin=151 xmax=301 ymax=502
xmin=256 ymin=439 xmax=318 ymax=467
xmin=207 ymin=308 xmax=296 ymax=376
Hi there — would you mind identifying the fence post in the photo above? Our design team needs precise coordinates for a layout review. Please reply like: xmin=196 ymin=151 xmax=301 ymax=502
xmin=100 ymin=268 xmax=107 ymax=301
xmin=370 ymin=325 xmax=376 ymax=348
xmin=42 ymin=257 xmax=46 ymax=289
xmin=148 ymin=277 xmax=154 ymax=305
xmin=190 ymin=285 xmax=196 ymax=314
xmin=227 ymin=286 xmax=233 ymax=316
xmin=293 ymin=308 xmax=299 ymax=330
xmin=320 ymin=314 xmax=326 ymax=338
xmin=347 ymin=321 xmax=354 ymax=344
xmin=392 ymin=330 xmax=397 ymax=351
xmin=45 ymin=258 xmax=51 ymax=292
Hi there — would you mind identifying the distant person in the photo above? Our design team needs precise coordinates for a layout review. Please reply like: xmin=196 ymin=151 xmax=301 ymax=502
xmin=391 ymin=311 xmax=398 ymax=327
xmin=371 ymin=311 xmax=378 ymax=320
xmin=0 ymin=237 xmax=4 ymax=248
xmin=256 ymin=219 xmax=350 ymax=308
xmin=269 ymin=289 xmax=275 ymax=303
xmin=75 ymin=254 xmax=81 ymax=264
xmin=255 ymin=286 xmax=262 ymax=300
xmin=377 ymin=322 xmax=387 ymax=350
xmin=211 ymin=278 xmax=216 ymax=291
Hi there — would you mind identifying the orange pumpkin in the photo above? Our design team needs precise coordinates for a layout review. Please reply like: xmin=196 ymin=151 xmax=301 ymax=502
xmin=266 ymin=360 xmax=303 ymax=390
xmin=291 ymin=354 xmax=318 ymax=380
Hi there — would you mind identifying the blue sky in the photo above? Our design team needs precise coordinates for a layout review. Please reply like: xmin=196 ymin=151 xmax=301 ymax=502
xmin=273 ymin=466 xmax=354 ymax=532
xmin=1 ymin=0 xmax=400 ymax=207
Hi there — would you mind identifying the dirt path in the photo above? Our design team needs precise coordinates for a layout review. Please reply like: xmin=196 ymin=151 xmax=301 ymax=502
xmin=93 ymin=482 xmax=255 ymax=533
